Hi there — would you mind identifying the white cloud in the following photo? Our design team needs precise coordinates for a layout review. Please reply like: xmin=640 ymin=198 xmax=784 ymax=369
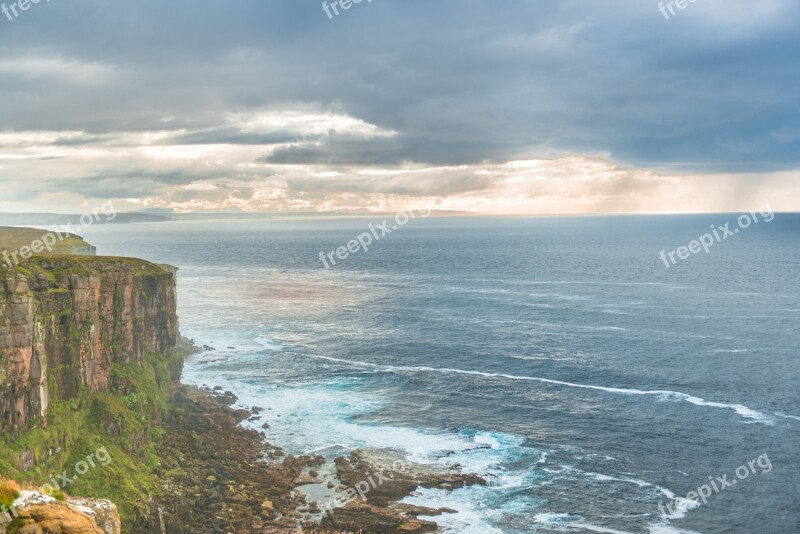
xmin=182 ymin=183 xmax=219 ymax=191
xmin=0 ymin=107 xmax=798 ymax=215
xmin=0 ymin=57 xmax=117 ymax=85
xmin=227 ymin=109 xmax=397 ymax=139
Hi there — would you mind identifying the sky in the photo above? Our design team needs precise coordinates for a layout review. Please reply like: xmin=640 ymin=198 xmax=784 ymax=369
xmin=0 ymin=0 xmax=799 ymax=215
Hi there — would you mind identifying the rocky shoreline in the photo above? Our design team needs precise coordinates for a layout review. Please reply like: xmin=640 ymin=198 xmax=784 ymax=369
xmin=0 ymin=238 xmax=486 ymax=533
xmin=146 ymin=384 xmax=485 ymax=533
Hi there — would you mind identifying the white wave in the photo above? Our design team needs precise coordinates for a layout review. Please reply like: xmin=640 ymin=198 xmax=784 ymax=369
xmin=534 ymin=511 xmax=691 ymax=534
xmin=648 ymin=525 xmax=705 ymax=534
xmin=656 ymin=488 xmax=701 ymax=520
xmin=403 ymin=487 xmax=506 ymax=534
xmin=253 ymin=335 xmax=284 ymax=351
xmin=724 ymin=315 xmax=800 ymax=319
xmin=538 ymin=462 xmax=702 ymax=530
xmin=592 ymin=309 xmax=635 ymax=315
xmin=527 ymin=292 xmax=587 ymax=300
xmin=570 ymin=524 xmax=636 ymax=534
xmin=508 ymin=355 xmax=572 ymax=361
xmin=422 ymin=432 xmax=527 ymax=474
xmin=554 ymin=464 xmax=702 ymax=531
xmin=187 ymin=359 xmax=705 ymax=534
xmin=303 ymin=355 xmax=776 ymax=424
xmin=525 ymin=281 xmax=672 ymax=287
xmin=710 ymin=349 xmax=749 ymax=353
xmin=775 ymin=412 xmax=800 ymax=422
xmin=473 ymin=433 xmax=502 ymax=450
xmin=183 ymin=372 xmax=496 ymax=462
xmin=489 ymin=473 xmax=527 ymax=489
xmin=729 ymin=292 xmax=795 ymax=299
xmin=194 ymin=353 xmax=229 ymax=364
xmin=588 ymin=472 xmax=652 ymax=488
xmin=534 ymin=512 xmax=576 ymax=524
xmin=527 ymin=321 xmax=629 ymax=331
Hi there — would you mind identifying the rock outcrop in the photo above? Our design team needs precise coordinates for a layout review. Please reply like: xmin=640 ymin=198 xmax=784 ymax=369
xmin=0 ymin=257 xmax=178 ymax=435
xmin=2 ymin=491 xmax=121 ymax=534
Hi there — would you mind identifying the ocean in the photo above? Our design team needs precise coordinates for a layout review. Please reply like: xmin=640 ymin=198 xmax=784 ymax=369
xmin=79 ymin=214 xmax=800 ymax=533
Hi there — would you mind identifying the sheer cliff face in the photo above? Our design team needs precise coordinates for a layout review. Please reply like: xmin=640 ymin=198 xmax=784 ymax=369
xmin=0 ymin=258 xmax=177 ymax=434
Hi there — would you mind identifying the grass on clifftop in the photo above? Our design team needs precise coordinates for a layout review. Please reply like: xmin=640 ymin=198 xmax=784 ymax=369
xmin=0 ymin=226 xmax=174 ymax=277
xmin=0 ymin=226 xmax=94 ymax=256
xmin=0 ymin=255 xmax=173 ymax=279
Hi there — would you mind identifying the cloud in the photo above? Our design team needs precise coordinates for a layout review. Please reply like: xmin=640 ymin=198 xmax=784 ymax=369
xmin=0 ymin=57 xmax=117 ymax=85
xmin=0 ymin=0 xmax=798 ymax=213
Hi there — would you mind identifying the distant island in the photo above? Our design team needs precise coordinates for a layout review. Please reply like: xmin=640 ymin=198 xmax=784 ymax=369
xmin=0 ymin=212 xmax=173 ymax=226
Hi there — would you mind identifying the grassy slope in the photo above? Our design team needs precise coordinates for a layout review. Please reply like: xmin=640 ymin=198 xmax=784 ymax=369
xmin=0 ymin=226 xmax=95 ymax=256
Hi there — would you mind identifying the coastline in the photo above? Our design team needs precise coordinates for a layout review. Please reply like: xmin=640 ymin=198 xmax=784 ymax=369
xmin=0 ymin=228 xmax=486 ymax=533
xmin=158 ymin=339 xmax=486 ymax=533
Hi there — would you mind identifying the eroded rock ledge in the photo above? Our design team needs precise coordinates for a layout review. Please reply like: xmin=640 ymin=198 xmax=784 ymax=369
xmin=0 ymin=482 xmax=121 ymax=534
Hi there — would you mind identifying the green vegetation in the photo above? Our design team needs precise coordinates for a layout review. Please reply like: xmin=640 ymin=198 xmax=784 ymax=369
xmin=0 ymin=226 xmax=171 ymax=278
xmin=0 ymin=226 xmax=95 ymax=257
xmin=0 ymin=479 xmax=20 ymax=509
xmin=42 ymin=486 xmax=65 ymax=501
xmin=0 ymin=351 xmax=183 ymax=523
xmin=0 ymin=254 xmax=172 ymax=281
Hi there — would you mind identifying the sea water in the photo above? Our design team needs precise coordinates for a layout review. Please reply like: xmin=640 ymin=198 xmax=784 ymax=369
xmin=80 ymin=214 xmax=800 ymax=533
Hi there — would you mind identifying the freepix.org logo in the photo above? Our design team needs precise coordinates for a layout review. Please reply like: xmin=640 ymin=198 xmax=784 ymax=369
xmin=322 ymin=0 xmax=373 ymax=20
xmin=2 ymin=0 xmax=52 ymax=23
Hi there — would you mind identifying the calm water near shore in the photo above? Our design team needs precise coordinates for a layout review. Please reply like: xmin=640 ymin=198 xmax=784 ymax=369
xmin=81 ymin=215 xmax=800 ymax=534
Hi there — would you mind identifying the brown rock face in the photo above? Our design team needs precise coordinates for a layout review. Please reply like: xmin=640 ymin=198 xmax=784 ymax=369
xmin=68 ymin=498 xmax=123 ymax=534
xmin=317 ymin=452 xmax=485 ymax=533
xmin=0 ymin=258 xmax=178 ymax=435
xmin=9 ymin=496 xmax=121 ymax=534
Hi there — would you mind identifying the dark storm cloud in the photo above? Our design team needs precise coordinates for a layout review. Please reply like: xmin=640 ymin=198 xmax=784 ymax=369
xmin=261 ymin=132 xmax=511 ymax=166
xmin=261 ymin=134 xmax=404 ymax=166
xmin=0 ymin=0 xmax=798 ymax=209
xmin=170 ymin=129 xmax=299 ymax=146
xmin=49 ymin=169 xmax=228 ymax=199
xmin=54 ymin=177 xmax=168 ymax=199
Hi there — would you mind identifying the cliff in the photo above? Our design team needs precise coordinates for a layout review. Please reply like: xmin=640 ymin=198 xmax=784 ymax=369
xmin=0 ymin=228 xmax=97 ymax=259
xmin=0 ymin=257 xmax=177 ymax=434
xmin=0 ymin=252 xmax=182 ymax=531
